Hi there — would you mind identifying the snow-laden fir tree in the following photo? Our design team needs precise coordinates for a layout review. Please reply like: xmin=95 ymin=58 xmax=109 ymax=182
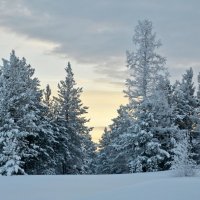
xmin=42 ymin=84 xmax=66 ymax=175
xmin=43 ymin=84 xmax=55 ymax=121
xmin=0 ymin=51 xmax=56 ymax=175
xmin=108 ymin=106 xmax=134 ymax=173
xmin=171 ymin=131 xmax=197 ymax=177
xmin=141 ymin=78 xmax=180 ymax=170
xmin=123 ymin=20 xmax=169 ymax=172
xmin=106 ymin=79 xmax=181 ymax=173
xmin=53 ymin=62 xmax=96 ymax=174
xmin=172 ymin=68 xmax=199 ymax=165
xmin=97 ymin=128 xmax=112 ymax=174
xmin=125 ymin=19 xmax=166 ymax=103
xmin=98 ymin=88 xmax=174 ymax=173
xmin=193 ymin=72 xmax=200 ymax=164
xmin=127 ymin=89 xmax=172 ymax=172
xmin=97 ymin=106 xmax=133 ymax=174
xmin=97 ymin=20 xmax=171 ymax=173
xmin=43 ymin=84 xmax=52 ymax=109
xmin=197 ymin=72 xmax=200 ymax=99
xmin=173 ymin=68 xmax=198 ymax=134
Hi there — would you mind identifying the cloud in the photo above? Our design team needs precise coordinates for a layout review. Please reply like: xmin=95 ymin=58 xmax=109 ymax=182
xmin=0 ymin=0 xmax=200 ymax=82
xmin=0 ymin=0 xmax=129 ymax=59
xmin=93 ymin=56 xmax=128 ymax=84
xmin=95 ymin=78 xmax=125 ymax=88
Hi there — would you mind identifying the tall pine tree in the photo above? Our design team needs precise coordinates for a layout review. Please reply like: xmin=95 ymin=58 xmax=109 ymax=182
xmin=124 ymin=20 xmax=168 ymax=172
xmin=0 ymin=51 xmax=56 ymax=175
xmin=53 ymin=62 xmax=95 ymax=174
xmin=97 ymin=20 xmax=170 ymax=173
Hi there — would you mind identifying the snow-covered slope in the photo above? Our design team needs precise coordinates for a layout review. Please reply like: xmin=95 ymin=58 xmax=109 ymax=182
xmin=0 ymin=171 xmax=199 ymax=200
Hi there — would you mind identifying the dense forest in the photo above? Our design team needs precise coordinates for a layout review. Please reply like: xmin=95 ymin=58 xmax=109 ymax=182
xmin=0 ymin=20 xmax=200 ymax=176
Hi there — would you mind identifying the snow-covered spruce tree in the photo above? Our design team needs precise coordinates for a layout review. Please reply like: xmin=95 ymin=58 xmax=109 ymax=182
xmin=53 ymin=62 xmax=96 ymax=174
xmin=43 ymin=84 xmax=52 ymax=109
xmin=173 ymin=68 xmax=198 ymax=134
xmin=42 ymin=86 xmax=72 ymax=174
xmin=122 ymin=20 xmax=169 ymax=172
xmin=198 ymin=72 xmax=200 ymax=99
xmin=108 ymin=105 xmax=134 ymax=173
xmin=125 ymin=19 xmax=166 ymax=103
xmin=97 ymin=128 xmax=112 ymax=174
xmin=97 ymin=105 xmax=133 ymax=174
xmin=98 ymin=81 xmax=175 ymax=173
xmin=43 ymin=84 xmax=55 ymax=121
xmin=172 ymin=68 xmax=199 ymax=166
xmin=196 ymin=72 xmax=200 ymax=130
xmin=127 ymin=93 xmax=171 ymax=172
xmin=0 ymin=51 xmax=56 ymax=175
xmin=42 ymin=84 xmax=66 ymax=175
xmin=193 ymin=72 xmax=200 ymax=164
xmin=97 ymin=20 xmax=169 ymax=174
xmin=141 ymin=78 xmax=181 ymax=170
xmin=171 ymin=132 xmax=197 ymax=177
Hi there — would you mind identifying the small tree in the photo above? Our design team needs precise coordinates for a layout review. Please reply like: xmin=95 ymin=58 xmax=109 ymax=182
xmin=97 ymin=105 xmax=133 ymax=174
xmin=43 ymin=84 xmax=52 ymax=109
xmin=194 ymin=72 xmax=200 ymax=164
xmin=197 ymin=72 xmax=200 ymax=99
xmin=171 ymin=132 xmax=197 ymax=177
xmin=96 ymin=128 xmax=112 ymax=174
xmin=173 ymin=68 xmax=198 ymax=133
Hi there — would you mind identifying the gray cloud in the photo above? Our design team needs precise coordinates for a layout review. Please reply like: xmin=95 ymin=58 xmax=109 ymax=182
xmin=0 ymin=0 xmax=200 ymax=82
xmin=93 ymin=56 xmax=127 ymax=85
xmin=94 ymin=78 xmax=126 ymax=88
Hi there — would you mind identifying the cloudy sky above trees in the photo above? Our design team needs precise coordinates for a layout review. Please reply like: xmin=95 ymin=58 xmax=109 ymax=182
xmin=0 ymin=0 xmax=200 ymax=141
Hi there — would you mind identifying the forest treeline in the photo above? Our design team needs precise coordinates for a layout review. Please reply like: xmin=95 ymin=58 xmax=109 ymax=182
xmin=0 ymin=20 xmax=200 ymax=175
xmin=0 ymin=55 xmax=96 ymax=175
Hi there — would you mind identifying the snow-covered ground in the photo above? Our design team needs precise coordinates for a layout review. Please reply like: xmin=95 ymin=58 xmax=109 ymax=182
xmin=0 ymin=171 xmax=200 ymax=200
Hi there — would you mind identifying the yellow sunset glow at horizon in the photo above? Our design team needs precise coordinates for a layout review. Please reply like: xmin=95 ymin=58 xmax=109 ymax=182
xmin=81 ymin=90 xmax=128 ymax=143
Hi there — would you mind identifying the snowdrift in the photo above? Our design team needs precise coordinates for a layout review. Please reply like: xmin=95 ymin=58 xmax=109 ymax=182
xmin=0 ymin=171 xmax=199 ymax=200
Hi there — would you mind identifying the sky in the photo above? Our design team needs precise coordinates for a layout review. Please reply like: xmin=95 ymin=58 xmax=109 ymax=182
xmin=0 ymin=0 xmax=200 ymax=142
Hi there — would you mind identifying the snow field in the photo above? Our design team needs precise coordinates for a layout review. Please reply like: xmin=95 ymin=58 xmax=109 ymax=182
xmin=0 ymin=171 xmax=199 ymax=200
